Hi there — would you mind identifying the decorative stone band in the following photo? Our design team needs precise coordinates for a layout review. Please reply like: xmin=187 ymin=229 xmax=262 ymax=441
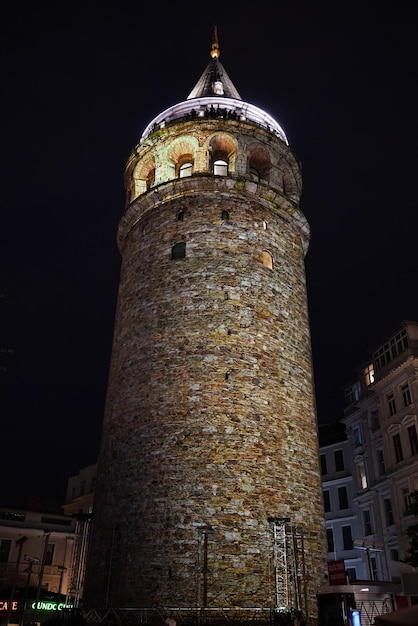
xmin=141 ymin=97 xmax=289 ymax=145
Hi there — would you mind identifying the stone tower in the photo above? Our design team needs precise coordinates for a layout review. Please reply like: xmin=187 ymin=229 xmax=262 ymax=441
xmin=84 ymin=31 xmax=327 ymax=626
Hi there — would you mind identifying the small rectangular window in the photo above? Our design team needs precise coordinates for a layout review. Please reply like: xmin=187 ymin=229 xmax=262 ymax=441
xmin=408 ymin=425 xmax=418 ymax=456
xmin=320 ymin=454 xmax=328 ymax=475
xmin=376 ymin=449 xmax=386 ymax=476
xmin=346 ymin=567 xmax=357 ymax=582
xmin=358 ymin=463 xmax=368 ymax=489
xmin=326 ymin=528 xmax=334 ymax=552
xmin=334 ymin=449 xmax=344 ymax=471
xmin=363 ymin=509 xmax=373 ymax=535
xmin=45 ymin=544 xmax=55 ymax=566
xmin=342 ymin=525 xmax=353 ymax=550
xmin=383 ymin=498 xmax=394 ymax=526
xmin=0 ymin=539 xmax=11 ymax=563
xmin=393 ymin=433 xmax=403 ymax=463
xmin=353 ymin=425 xmax=363 ymax=447
xmin=338 ymin=486 xmax=349 ymax=510
xmin=387 ymin=392 xmax=397 ymax=416
xmin=323 ymin=490 xmax=331 ymax=513
xmin=401 ymin=383 xmax=412 ymax=407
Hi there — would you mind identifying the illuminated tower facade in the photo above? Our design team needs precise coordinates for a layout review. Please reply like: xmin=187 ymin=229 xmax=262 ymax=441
xmin=85 ymin=33 xmax=327 ymax=625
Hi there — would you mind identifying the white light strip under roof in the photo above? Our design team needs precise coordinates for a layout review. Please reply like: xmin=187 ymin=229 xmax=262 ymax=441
xmin=141 ymin=96 xmax=288 ymax=145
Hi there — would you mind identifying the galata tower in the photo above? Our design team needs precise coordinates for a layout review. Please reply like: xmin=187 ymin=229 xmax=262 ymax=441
xmin=84 ymin=30 xmax=327 ymax=626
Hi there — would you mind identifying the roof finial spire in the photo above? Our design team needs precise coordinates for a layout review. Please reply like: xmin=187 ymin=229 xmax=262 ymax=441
xmin=210 ymin=25 xmax=220 ymax=59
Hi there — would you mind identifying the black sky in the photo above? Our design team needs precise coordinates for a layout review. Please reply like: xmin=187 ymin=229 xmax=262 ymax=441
xmin=1 ymin=2 xmax=417 ymax=507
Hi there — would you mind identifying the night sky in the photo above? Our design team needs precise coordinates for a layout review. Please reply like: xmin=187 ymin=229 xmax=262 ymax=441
xmin=1 ymin=3 xmax=417 ymax=507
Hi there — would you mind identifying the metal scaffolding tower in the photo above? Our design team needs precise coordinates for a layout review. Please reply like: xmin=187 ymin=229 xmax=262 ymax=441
xmin=268 ymin=517 xmax=307 ymax=621
xmin=66 ymin=514 xmax=92 ymax=608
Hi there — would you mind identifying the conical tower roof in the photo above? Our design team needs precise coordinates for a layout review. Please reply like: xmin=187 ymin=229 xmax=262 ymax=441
xmin=187 ymin=28 xmax=241 ymax=100
xmin=140 ymin=28 xmax=288 ymax=145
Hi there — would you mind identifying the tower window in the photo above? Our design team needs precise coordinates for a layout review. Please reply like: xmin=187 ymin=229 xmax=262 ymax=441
xmin=213 ymin=159 xmax=228 ymax=176
xmin=250 ymin=168 xmax=260 ymax=182
xmin=146 ymin=168 xmax=155 ymax=190
xmin=171 ymin=242 xmax=186 ymax=260
xmin=221 ymin=210 xmax=230 ymax=221
xmin=179 ymin=162 xmax=193 ymax=178
xmin=177 ymin=210 xmax=184 ymax=221
xmin=261 ymin=251 xmax=273 ymax=269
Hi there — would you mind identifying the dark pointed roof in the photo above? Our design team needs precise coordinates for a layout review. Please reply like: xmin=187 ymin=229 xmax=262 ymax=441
xmin=140 ymin=28 xmax=288 ymax=145
xmin=187 ymin=27 xmax=241 ymax=100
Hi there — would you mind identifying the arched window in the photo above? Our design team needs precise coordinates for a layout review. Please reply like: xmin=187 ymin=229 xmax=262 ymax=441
xmin=250 ymin=168 xmax=260 ymax=182
xmin=171 ymin=242 xmax=186 ymax=260
xmin=261 ymin=251 xmax=273 ymax=269
xmin=213 ymin=159 xmax=228 ymax=176
xmin=249 ymin=146 xmax=271 ymax=182
xmin=179 ymin=162 xmax=193 ymax=178
xmin=221 ymin=210 xmax=230 ymax=221
xmin=146 ymin=169 xmax=155 ymax=190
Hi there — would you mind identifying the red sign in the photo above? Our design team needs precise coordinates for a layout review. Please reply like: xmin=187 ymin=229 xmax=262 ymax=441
xmin=327 ymin=559 xmax=347 ymax=585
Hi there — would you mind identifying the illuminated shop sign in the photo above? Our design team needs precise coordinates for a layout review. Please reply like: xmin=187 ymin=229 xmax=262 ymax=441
xmin=0 ymin=601 xmax=19 ymax=611
xmin=31 ymin=601 xmax=74 ymax=611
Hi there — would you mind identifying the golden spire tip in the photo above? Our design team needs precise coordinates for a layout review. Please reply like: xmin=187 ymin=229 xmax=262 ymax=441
xmin=210 ymin=25 xmax=220 ymax=59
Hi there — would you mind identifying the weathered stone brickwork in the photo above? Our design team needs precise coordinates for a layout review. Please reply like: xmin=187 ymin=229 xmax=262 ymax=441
xmin=84 ymin=112 xmax=327 ymax=624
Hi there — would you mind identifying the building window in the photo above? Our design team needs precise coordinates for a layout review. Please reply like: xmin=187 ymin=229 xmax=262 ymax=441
xmin=177 ymin=210 xmax=184 ymax=221
xmin=171 ymin=242 xmax=186 ymax=260
xmin=376 ymin=449 xmax=386 ymax=476
xmin=323 ymin=490 xmax=331 ymax=513
xmin=45 ymin=544 xmax=55 ymax=566
xmin=358 ymin=463 xmax=368 ymax=489
xmin=326 ymin=528 xmax=334 ymax=552
xmin=408 ymin=425 xmax=418 ymax=455
xmin=383 ymin=498 xmax=394 ymax=526
xmin=346 ymin=567 xmax=357 ymax=582
xmin=401 ymin=383 xmax=412 ymax=407
xmin=0 ymin=539 xmax=11 ymax=563
xmin=334 ymin=449 xmax=344 ymax=471
xmin=338 ymin=486 xmax=349 ymax=510
xmin=402 ymin=487 xmax=412 ymax=514
xmin=179 ymin=161 xmax=193 ymax=178
xmin=370 ymin=555 xmax=378 ymax=581
xmin=221 ymin=210 xmax=230 ymax=221
xmin=373 ymin=327 xmax=409 ymax=373
xmin=387 ymin=392 xmax=397 ymax=416
xmin=342 ymin=525 xmax=353 ymax=550
xmin=213 ymin=159 xmax=228 ymax=176
xmin=345 ymin=381 xmax=361 ymax=405
xmin=320 ymin=454 xmax=328 ymax=475
xmin=353 ymin=424 xmax=363 ymax=447
xmin=390 ymin=548 xmax=399 ymax=561
xmin=363 ymin=509 xmax=373 ymax=536
xmin=393 ymin=433 xmax=403 ymax=463
xmin=371 ymin=410 xmax=380 ymax=431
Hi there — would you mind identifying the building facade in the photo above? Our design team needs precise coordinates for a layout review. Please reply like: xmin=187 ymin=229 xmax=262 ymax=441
xmin=0 ymin=506 xmax=76 ymax=623
xmin=319 ymin=421 xmax=369 ymax=582
xmin=343 ymin=320 xmax=418 ymax=586
xmin=84 ymin=33 xmax=327 ymax=625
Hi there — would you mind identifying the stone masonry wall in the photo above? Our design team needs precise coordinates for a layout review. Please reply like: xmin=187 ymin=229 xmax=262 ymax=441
xmin=84 ymin=119 xmax=327 ymax=625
